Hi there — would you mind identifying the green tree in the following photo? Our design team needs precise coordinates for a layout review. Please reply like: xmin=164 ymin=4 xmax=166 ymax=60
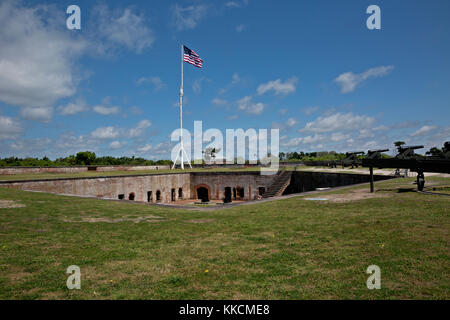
xmin=76 ymin=151 xmax=96 ymax=165
xmin=426 ymin=147 xmax=444 ymax=158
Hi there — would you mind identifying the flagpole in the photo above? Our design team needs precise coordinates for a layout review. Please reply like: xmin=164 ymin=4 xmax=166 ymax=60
xmin=180 ymin=43 xmax=184 ymax=170
xmin=172 ymin=44 xmax=192 ymax=170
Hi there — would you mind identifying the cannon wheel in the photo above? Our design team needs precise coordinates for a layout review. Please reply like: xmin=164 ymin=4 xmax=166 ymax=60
xmin=417 ymin=170 xmax=425 ymax=191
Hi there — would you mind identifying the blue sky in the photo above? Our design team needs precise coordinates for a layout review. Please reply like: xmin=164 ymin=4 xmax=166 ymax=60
xmin=0 ymin=0 xmax=449 ymax=159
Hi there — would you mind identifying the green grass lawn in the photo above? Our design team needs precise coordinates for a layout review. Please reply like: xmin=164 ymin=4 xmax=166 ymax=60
xmin=0 ymin=177 xmax=448 ymax=299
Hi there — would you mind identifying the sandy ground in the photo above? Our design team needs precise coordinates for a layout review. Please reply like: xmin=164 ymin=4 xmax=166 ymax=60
xmin=304 ymin=187 xmax=392 ymax=203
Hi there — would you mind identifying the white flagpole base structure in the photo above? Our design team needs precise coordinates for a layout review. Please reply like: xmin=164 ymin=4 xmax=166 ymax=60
xmin=172 ymin=44 xmax=192 ymax=170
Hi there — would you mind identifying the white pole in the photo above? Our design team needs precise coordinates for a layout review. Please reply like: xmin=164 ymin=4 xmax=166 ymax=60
xmin=171 ymin=44 xmax=192 ymax=170
xmin=180 ymin=44 xmax=184 ymax=170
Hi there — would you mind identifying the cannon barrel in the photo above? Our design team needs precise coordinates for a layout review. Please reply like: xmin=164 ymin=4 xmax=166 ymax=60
xmin=346 ymin=151 xmax=365 ymax=155
xmin=368 ymin=149 xmax=389 ymax=154
xmin=398 ymin=145 xmax=424 ymax=150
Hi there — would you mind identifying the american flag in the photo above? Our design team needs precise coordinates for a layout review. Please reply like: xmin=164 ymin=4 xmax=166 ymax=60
xmin=183 ymin=45 xmax=203 ymax=68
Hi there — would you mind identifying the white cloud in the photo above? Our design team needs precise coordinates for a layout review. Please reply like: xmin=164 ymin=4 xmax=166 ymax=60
xmin=334 ymin=66 xmax=394 ymax=93
xmin=236 ymin=24 xmax=245 ymax=32
xmin=225 ymin=1 xmax=249 ymax=8
xmin=301 ymin=112 xmax=376 ymax=133
xmin=53 ymin=133 xmax=90 ymax=154
xmin=358 ymin=129 xmax=375 ymax=139
xmin=91 ymin=127 xmax=120 ymax=140
xmin=237 ymin=96 xmax=265 ymax=115
xmin=219 ymin=73 xmax=241 ymax=95
xmin=373 ymin=125 xmax=389 ymax=131
xmin=281 ymin=131 xmax=366 ymax=151
xmin=136 ymin=76 xmax=166 ymax=91
xmin=193 ymin=82 xmax=201 ymax=94
xmin=231 ymin=73 xmax=241 ymax=84
xmin=390 ymin=121 xmax=420 ymax=129
xmin=0 ymin=115 xmax=23 ymax=139
xmin=330 ymin=132 xmax=351 ymax=142
xmin=422 ymin=127 xmax=450 ymax=151
xmin=93 ymin=106 xmax=120 ymax=115
xmin=302 ymin=134 xmax=325 ymax=145
xmin=286 ymin=118 xmax=297 ymax=128
xmin=410 ymin=125 xmax=438 ymax=137
xmin=129 ymin=106 xmax=143 ymax=115
xmin=93 ymin=4 xmax=155 ymax=54
xmin=92 ymin=98 xmax=122 ymax=116
xmin=42 ymin=119 xmax=154 ymax=157
xmin=279 ymin=111 xmax=404 ymax=153
xmin=109 ymin=141 xmax=126 ymax=150
xmin=281 ymin=134 xmax=325 ymax=148
xmin=20 ymin=107 xmax=53 ymax=122
xmin=272 ymin=117 xmax=298 ymax=131
xmin=212 ymin=98 xmax=227 ymax=105
xmin=8 ymin=138 xmax=51 ymax=155
xmin=135 ymin=141 xmax=173 ymax=159
xmin=192 ymin=77 xmax=210 ymax=94
xmin=257 ymin=77 xmax=298 ymax=96
xmin=91 ymin=120 xmax=151 ymax=140
xmin=0 ymin=2 xmax=157 ymax=125
xmin=225 ymin=1 xmax=241 ymax=8
xmin=58 ymin=99 xmax=89 ymax=116
xmin=0 ymin=1 xmax=87 ymax=120
xmin=302 ymin=106 xmax=319 ymax=115
xmin=172 ymin=4 xmax=208 ymax=30
xmin=137 ymin=144 xmax=153 ymax=153
xmin=128 ymin=119 xmax=152 ymax=138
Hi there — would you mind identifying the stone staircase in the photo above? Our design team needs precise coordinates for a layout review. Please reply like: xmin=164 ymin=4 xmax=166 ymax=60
xmin=262 ymin=171 xmax=292 ymax=198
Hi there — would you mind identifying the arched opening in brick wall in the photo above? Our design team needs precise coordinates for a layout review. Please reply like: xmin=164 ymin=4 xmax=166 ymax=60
xmin=147 ymin=191 xmax=152 ymax=202
xmin=236 ymin=186 xmax=245 ymax=199
xmin=194 ymin=184 xmax=211 ymax=202
xmin=224 ymin=187 xmax=232 ymax=203
xmin=156 ymin=190 xmax=161 ymax=202
xmin=258 ymin=187 xmax=266 ymax=196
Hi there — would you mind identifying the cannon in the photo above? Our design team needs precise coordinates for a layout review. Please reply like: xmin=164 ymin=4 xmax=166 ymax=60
xmin=367 ymin=149 xmax=389 ymax=159
xmin=342 ymin=151 xmax=365 ymax=168
xmin=363 ymin=142 xmax=450 ymax=193
xmin=345 ymin=151 xmax=365 ymax=157
xmin=443 ymin=141 xmax=450 ymax=159
xmin=396 ymin=145 xmax=424 ymax=159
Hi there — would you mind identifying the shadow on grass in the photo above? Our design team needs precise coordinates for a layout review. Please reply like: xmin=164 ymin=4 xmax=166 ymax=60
xmin=376 ymin=187 xmax=416 ymax=193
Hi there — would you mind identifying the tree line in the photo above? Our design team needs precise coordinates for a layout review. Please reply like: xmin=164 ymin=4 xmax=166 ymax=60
xmin=0 ymin=151 xmax=171 ymax=167
xmin=0 ymin=142 xmax=445 ymax=167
